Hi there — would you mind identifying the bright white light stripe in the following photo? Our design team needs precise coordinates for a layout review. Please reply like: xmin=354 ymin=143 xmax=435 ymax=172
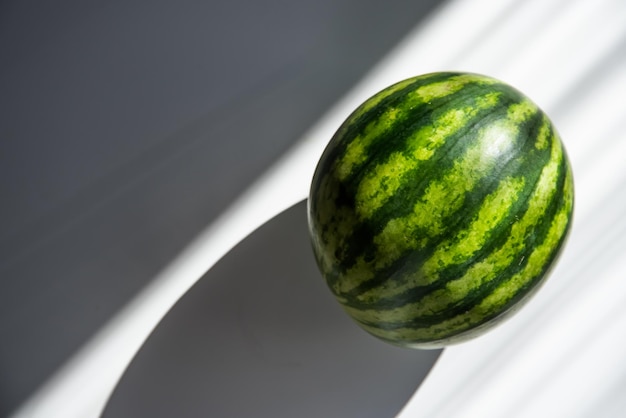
xmin=515 ymin=266 xmax=626 ymax=418
xmin=365 ymin=0 xmax=520 ymax=78
xmin=549 ymin=51 xmax=626 ymax=225
xmin=573 ymin=128 xmax=626 ymax=221
xmin=452 ymin=0 xmax=575 ymax=78
xmin=448 ymin=230 xmax=626 ymax=418
xmin=573 ymin=359 xmax=626 ymax=418
xmin=497 ymin=0 xmax=626 ymax=109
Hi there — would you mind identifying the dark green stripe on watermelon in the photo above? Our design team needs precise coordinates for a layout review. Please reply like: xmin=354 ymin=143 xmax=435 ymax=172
xmin=307 ymin=72 xmax=574 ymax=348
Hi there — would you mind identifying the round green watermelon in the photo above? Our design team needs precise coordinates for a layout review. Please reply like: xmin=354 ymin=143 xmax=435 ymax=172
xmin=307 ymin=72 xmax=574 ymax=348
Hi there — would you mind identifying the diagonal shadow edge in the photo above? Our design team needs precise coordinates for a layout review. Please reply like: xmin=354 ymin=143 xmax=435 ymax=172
xmin=103 ymin=201 xmax=441 ymax=418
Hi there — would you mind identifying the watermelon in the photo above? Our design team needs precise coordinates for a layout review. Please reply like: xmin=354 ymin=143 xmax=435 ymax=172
xmin=307 ymin=72 xmax=574 ymax=349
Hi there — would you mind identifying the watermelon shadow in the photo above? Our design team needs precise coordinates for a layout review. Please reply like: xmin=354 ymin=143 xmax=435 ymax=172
xmin=103 ymin=200 xmax=441 ymax=418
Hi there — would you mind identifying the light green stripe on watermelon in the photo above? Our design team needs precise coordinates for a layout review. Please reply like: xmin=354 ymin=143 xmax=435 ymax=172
xmin=342 ymin=176 xmax=526 ymax=323
xmin=372 ymin=99 xmax=536 ymax=247
xmin=354 ymin=91 xmax=502 ymax=220
xmin=482 ymin=157 xmax=573 ymax=301
xmin=348 ymin=133 xmax=571 ymax=339
xmin=333 ymin=100 xmax=538 ymax=296
xmin=336 ymin=106 xmax=403 ymax=181
xmin=335 ymin=74 xmax=498 ymax=182
xmin=353 ymin=176 xmax=527 ymax=307
xmin=419 ymin=179 xmax=527 ymax=280
xmin=363 ymin=166 xmax=573 ymax=344
xmin=412 ymin=73 xmax=497 ymax=102
xmin=351 ymin=77 xmax=419 ymax=118
xmin=535 ymin=114 xmax=552 ymax=150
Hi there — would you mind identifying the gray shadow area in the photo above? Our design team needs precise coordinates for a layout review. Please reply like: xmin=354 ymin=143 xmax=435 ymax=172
xmin=0 ymin=1 xmax=442 ymax=413
xmin=103 ymin=201 xmax=441 ymax=418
